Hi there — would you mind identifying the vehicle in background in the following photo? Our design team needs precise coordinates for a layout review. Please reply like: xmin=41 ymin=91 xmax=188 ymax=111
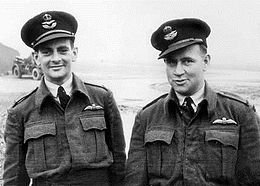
xmin=12 ymin=53 xmax=42 ymax=80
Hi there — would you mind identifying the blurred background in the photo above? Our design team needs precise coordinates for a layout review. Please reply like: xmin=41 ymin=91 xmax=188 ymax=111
xmin=0 ymin=0 xmax=259 ymax=69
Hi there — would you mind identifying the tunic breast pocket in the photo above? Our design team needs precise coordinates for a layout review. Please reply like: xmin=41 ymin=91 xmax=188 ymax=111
xmin=205 ymin=130 xmax=239 ymax=180
xmin=24 ymin=121 xmax=57 ymax=174
xmin=79 ymin=116 xmax=112 ymax=165
xmin=144 ymin=129 xmax=175 ymax=177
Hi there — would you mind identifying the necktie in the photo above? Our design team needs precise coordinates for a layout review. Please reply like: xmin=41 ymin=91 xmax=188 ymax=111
xmin=57 ymin=86 xmax=70 ymax=109
xmin=181 ymin=97 xmax=195 ymax=122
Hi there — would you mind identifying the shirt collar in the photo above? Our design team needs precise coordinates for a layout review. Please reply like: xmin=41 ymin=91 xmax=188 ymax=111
xmin=44 ymin=74 xmax=73 ymax=97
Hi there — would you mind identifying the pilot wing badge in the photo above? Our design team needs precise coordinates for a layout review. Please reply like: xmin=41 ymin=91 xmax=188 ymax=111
xmin=212 ymin=117 xmax=237 ymax=125
xmin=83 ymin=103 xmax=103 ymax=111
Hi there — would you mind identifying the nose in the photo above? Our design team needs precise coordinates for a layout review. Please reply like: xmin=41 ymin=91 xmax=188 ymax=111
xmin=51 ymin=51 xmax=61 ymax=62
xmin=174 ymin=62 xmax=185 ymax=75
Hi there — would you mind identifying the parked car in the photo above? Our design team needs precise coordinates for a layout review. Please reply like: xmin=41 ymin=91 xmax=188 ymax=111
xmin=12 ymin=54 xmax=42 ymax=80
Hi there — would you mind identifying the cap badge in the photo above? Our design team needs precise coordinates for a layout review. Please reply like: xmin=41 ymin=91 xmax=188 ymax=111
xmin=163 ymin=26 xmax=177 ymax=41
xmin=163 ymin=26 xmax=172 ymax=33
xmin=42 ymin=14 xmax=57 ymax=29
xmin=43 ymin=14 xmax=52 ymax=21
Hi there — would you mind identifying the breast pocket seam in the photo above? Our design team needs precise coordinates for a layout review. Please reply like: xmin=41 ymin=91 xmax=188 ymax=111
xmin=24 ymin=121 xmax=56 ymax=172
xmin=205 ymin=129 xmax=239 ymax=179
xmin=79 ymin=116 xmax=112 ymax=164
xmin=144 ymin=129 xmax=175 ymax=177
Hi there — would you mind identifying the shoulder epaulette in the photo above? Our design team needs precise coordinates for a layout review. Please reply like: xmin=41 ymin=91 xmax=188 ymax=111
xmin=84 ymin=82 xmax=108 ymax=91
xmin=217 ymin=91 xmax=249 ymax=106
xmin=12 ymin=87 xmax=38 ymax=108
xmin=142 ymin=93 xmax=168 ymax=110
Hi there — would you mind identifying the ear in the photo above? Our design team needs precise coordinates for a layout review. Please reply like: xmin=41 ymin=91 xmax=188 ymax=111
xmin=203 ymin=54 xmax=210 ymax=71
xmin=72 ymin=47 xmax=78 ymax=62
xmin=32 ymin=51 xmax=38 ymax=61
xmin=32 ymin=51 xmax=41 ymax=66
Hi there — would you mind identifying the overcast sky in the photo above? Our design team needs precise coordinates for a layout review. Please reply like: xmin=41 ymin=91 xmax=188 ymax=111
xmin=0 ymin=0 xmax=259 ymax=69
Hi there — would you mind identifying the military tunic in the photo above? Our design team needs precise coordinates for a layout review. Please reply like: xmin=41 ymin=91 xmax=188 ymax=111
xmin=4 ymin=74 xmax=126 ymax=186
xmin=125 ymin=83 xmax=260 ymax=186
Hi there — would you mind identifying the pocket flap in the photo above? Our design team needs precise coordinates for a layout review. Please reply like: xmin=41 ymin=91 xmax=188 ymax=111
xmin=145 ymin=130 xmax=174 ymax=145
xmin=24 ymin=122 xmax=56 ymax=143
xmin=205 ymin=130 xmax=238 ymax=149
xmin=80 ymin=116 xmax=106 ymax=131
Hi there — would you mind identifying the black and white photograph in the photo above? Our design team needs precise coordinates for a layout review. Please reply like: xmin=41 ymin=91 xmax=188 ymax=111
xmin=0 ymin=0 xmax=259 ymax=185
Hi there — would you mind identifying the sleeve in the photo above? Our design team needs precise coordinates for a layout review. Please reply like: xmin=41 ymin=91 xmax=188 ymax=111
xmin=3 ymin=108 xmax=30 ymax=186
xmin=124 ymin=111 xmax=148 ymax=186
xmin=236 ymin=107 xmax=260 ymax=185
xmin=104 ymin=89 xmax=126 ymax=186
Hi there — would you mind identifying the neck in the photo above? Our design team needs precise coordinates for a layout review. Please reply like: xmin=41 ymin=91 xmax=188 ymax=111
xmin=45 ymin=73 xmax=72 ymax=86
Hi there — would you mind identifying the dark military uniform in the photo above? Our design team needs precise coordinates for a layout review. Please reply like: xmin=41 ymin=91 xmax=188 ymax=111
xmin=4 ymin=74 xmax=126 ymax=186
xmin=125 ymin=82 xmax=260 ymax=185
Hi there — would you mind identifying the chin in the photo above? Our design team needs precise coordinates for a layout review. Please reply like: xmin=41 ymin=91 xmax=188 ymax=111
xmin=50 ymin=71 xmax=66 ymax=77
xmin=174 ymin=88 xmax=192 ymax=96
xmin=49 ymin=74 xmax=66 ymax=80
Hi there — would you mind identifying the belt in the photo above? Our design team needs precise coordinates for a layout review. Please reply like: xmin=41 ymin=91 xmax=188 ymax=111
xmin=32 ymin=178 xmax=110 ymax=186
xmin=32 ymin=178 xmax=72 ymax=186
xmin=31 ymin=169 xmax=110 ymax=186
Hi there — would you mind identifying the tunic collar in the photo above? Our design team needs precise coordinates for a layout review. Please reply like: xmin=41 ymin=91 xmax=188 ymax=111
xmin=35 ymin=73 xmax=91 ymax=111
xmin=164 ymin=81 xmax=217 ymax=117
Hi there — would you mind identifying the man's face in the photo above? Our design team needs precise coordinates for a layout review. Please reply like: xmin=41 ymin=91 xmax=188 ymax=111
xmin=164 ymin=44 xmax=210 ymax=96
xmin=34 ymin=38 xmax=78 ymax=85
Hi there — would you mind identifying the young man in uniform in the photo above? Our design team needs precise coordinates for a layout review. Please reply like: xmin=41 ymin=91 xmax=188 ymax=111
xmin=4 ymin=11 xmax=126 ymax=186
xmin=124 ymin=18 xmax=260 ymax=185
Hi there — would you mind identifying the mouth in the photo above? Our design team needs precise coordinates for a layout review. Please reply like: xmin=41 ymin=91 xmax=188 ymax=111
xmin=49 ymin=65 xmax=64 ymax=70
xmin=174 ymin=79 xmax=187 ymax=85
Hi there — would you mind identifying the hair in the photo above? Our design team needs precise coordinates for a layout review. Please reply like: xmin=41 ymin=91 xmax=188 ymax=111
xmin=34 ymin=37 xmax=75 ymax=52
xmin=199 ymin=44 xmax=207 ymax=55
xmin=69 ymin=38 xmax=75 ymax=48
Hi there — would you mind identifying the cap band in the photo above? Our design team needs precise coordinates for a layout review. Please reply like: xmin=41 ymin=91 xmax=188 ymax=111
xmin=158 ymin=38 xmax=204 ymax=59
xmin=168 ymin=38 xmax=203 ymax=49
xmin=31 ymin=29 xmax=75 ymax=46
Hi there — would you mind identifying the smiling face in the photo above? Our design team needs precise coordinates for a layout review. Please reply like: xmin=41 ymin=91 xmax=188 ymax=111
xmin=34 ymin=38 xmax=78 ymax=85
xmin=164 ymin=44 xmax=210 ymax=96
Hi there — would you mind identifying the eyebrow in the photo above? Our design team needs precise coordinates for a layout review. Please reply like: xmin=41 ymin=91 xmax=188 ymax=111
xmin=38 ymin=47 xmax=52 ymax=52
xmin=180 ymin=57 xmax=194 ymax=61
xmin=165 ymin=56 xmax=193 ymax=61
xmin=39 ymin=45 xmax=70 ymax=50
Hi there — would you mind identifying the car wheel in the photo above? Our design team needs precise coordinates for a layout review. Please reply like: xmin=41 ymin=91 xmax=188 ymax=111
xmin=13 ymin=65 xmax=22 ymax=78
xmin=32 ymin=68 xmax=42 ymax=80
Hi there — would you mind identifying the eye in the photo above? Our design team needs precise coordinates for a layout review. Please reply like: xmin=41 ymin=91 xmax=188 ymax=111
xmin=164 ymin=58 xmax=177 ymax=67
xmin=182 ymin=58 xmax=194 ymax=65
xmin=58 ymin=47 xmax=70 ymax=54
xmin=40 ymin=49 xmax=51 ymax=56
